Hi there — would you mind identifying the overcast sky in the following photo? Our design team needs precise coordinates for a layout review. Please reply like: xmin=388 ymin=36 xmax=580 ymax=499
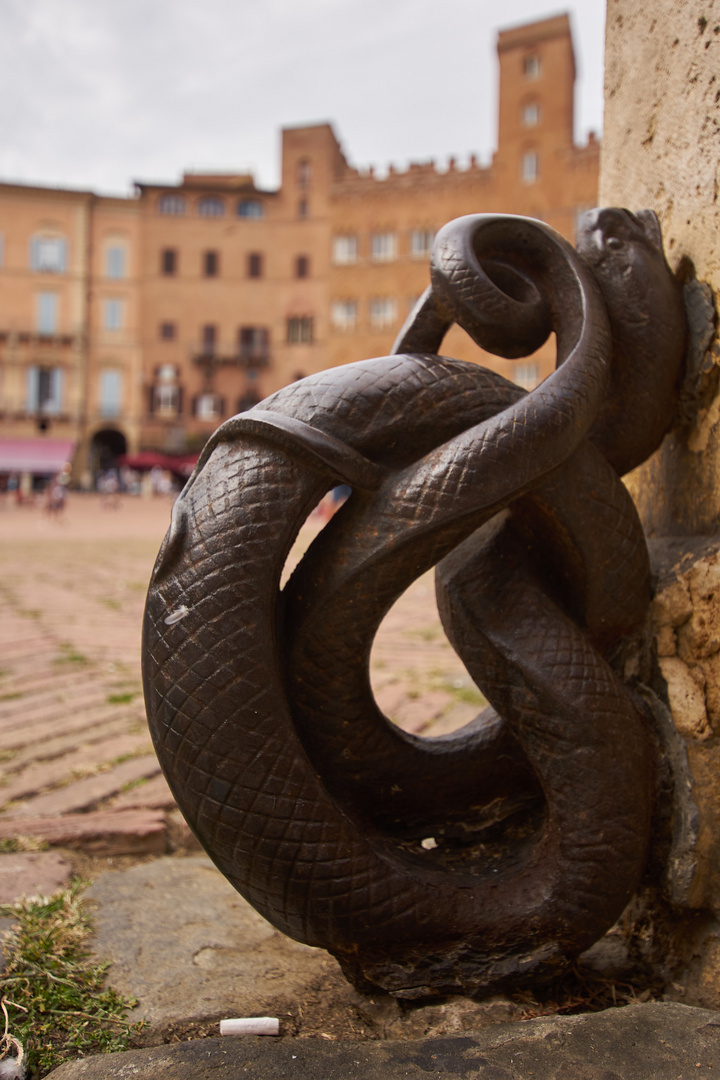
xmin=1 ymin=0 xmax=606 ymax=197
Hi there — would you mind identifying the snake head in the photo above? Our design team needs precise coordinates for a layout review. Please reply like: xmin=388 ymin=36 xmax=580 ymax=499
xmin=575 ymin=207 xmax=687 ymax=475
xmin=577 ymin=207 xmax=663 ymax=264
xmin=575 ymin=209 xmax=672 ymax=318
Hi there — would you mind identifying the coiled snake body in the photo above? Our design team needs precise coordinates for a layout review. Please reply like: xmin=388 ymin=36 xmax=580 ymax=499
xmin=143 ymin=211 xmax=686 ymax=997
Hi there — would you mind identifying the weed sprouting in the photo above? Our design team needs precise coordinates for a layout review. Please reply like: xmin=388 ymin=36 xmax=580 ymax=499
xmin=0 ymin=881 xmax=144 ymax=1076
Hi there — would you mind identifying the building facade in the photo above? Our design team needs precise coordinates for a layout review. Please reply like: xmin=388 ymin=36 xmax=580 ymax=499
xmin=0 ymin=14 xmax=598 ymax=486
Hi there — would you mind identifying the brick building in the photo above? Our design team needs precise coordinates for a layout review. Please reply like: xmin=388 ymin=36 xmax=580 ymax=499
xmin=0 ymin=13 xmax=598 ymax=486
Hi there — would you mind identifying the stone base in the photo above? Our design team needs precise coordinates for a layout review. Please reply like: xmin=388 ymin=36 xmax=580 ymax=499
xmin=44 ymin=1002 xmax=720 ymax=1079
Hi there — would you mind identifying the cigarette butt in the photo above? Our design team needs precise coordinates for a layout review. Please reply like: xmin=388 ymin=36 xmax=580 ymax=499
xmin=220 ymin=1017 xmax=280 ymax=1037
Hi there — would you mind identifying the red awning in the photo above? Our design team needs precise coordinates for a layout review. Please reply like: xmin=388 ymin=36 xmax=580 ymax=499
xmin=119 ymin=452 xmax=199 ymax=477
xmin=0 ymin=438 xmax=75 ymax=474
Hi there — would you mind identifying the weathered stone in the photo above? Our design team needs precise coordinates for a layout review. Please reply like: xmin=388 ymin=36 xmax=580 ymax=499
xmin=655 ymin=622 xmax=678 ymax=658
xmin=653 ymin=577 xmax=693 ymax=631
xmin=0 ymin=810 xmax=166 ymax=856
xmin=84 ymin=857 xmax=527 ymax=1044
xmin=683 ymin=741 xmax=720 ymax=912
xmin=0 ymin=850 xmax=72 ymax=904
xmin=85 ymin=857 xmax=380 ymax=1039
xmin=43 ymin=1003 xmax=720 ymax=1079
xmin=701 ymin=651 xmax=720 ymax=730
xmin=658 ymin=655 xmax=711 ymax=740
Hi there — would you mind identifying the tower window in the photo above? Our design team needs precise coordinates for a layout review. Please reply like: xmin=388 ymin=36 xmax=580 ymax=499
xmin=523 ymin=54 xmax=541 ymax=79
xmin=522 ymin=151 xmax=539 ymax=184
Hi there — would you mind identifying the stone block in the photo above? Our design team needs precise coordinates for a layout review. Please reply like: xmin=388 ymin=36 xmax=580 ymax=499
xmin=0 ymin=810 xmax=167 ymax=857
xmin=0 ymin=850 xmax=72 ymax=904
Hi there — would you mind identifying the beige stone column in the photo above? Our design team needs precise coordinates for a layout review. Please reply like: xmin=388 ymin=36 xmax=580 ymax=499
xmin=601 ymin=0 xmax=720 ymax=1007
xmin=602 ymin=0 xmax=720 ymax=533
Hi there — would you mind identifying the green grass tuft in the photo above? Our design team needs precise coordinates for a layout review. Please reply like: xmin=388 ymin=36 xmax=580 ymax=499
xmin=106 ymin=692 xmax=134 ymax=705
xmin=0 ymin=837 xmax=49 ymax=853
xmin=449 ymin=684 xmax=486 ymax=706
xmin=53 ymin=645 xmax=88 ymax=667
xmin=100 ymin=599 xmax=122 ymax=611
xmin=0 ymin=881 xmax=144 ymax=1076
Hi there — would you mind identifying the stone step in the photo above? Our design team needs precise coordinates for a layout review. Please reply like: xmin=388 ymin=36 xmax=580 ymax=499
xmin=0 ymin=850 xmax=73 ymax=904
xmin=0 ymin=682 xmax=116 ymax=730
xmin=6 ymin=716 xmax=146 ymax=770
xmin=0 ymin=703 xmax=145 ymax=753
xmin=0 ymin=809 xmax=167 ymax=856
xmin=0 ymin=731 xmax=154 ymax=807
xmin=110 ymin=772 xmax=176 ymax=811
xmin=0 ymin=665 xmax=107 ymax=701
xmin=3 ymin=754 xmax=161 ymax=818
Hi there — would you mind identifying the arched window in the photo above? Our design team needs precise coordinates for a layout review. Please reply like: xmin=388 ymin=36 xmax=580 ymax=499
xmin=297 ymin=158 xmax=312 ymax=186
xmin=237 ymin=199 xmax=263 ymax=219
xmin=198 ymin=196 xmax=225 ymax=217
xmin=158 ymin=195 xmax=186 ymax=215
xmin=106 ymin=243 xmax=127 ymax=279
xmin=30 ymin=235 xmax=67 ymax=273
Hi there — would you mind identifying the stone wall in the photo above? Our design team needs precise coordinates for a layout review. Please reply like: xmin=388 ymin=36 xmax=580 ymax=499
xmin=601 ymin=0 xmax=720 ymax=1007
xmin=602 ymin=0 xmax=720 ymax=535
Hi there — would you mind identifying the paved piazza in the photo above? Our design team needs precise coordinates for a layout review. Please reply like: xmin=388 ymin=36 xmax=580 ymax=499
xmin=0 ymin=491 xmax=484 ymax=861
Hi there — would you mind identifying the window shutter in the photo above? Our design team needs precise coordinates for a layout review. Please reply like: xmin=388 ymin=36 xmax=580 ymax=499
xmin=50 ymin=368 xmax=63 ymax=414
xmin=26 ymin=366 xmax=39 ymax=411
xmin=29 ymin=237 xmax=39 ymax=270
xmin=192 ymin=394 xmax=199 ymax=417
xmin=148 ymin=386 xmax=156 ymax=414
xmin=176 ymin=386 xmax=184 ymax=415
xmin=58 ymin=240 xmax=67 ymax=273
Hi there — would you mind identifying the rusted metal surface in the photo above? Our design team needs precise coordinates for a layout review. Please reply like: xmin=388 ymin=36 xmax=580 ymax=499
xmin=143 ymin=211 xmax=686 ymax=998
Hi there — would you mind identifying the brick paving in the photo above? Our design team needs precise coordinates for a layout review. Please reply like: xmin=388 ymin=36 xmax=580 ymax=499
xmin=0 ymin=491 xmax=484 ymax=866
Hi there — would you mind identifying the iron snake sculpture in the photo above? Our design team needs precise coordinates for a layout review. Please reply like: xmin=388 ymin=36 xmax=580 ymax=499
xmin=143 ymin=210 xmax=686 ymax=997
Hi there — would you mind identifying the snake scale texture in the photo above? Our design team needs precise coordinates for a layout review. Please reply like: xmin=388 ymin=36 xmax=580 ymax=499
xmin=143 ymin=211 xmax=687 ymax=998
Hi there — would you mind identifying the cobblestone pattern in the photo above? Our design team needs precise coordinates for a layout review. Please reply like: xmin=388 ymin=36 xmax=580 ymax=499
xmin=0 ymin=493 xmax=482 ymax=865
